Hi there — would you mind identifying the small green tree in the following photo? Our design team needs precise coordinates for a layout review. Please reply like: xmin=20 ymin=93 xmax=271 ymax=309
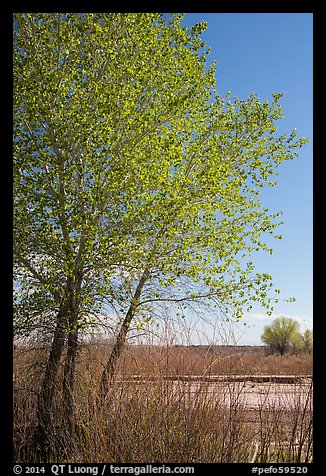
xmin=290 ymin=331 xmax=305 ymax=354
xmin=261 ymin=316 xmax=301 ymax=356
xmin=302 ymin=329 xmax=313 ymax=354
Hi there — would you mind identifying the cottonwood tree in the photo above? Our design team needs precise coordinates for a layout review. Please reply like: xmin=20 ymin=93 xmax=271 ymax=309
xmin=14 ymin=12 xmax=307 ymax=450
xmin=261 ymin=316 xmax=302 ymax=356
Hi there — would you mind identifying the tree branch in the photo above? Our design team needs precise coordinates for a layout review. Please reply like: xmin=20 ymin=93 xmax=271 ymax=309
xmin=139 ymin=290 xmax=220 ymax=306
xmin=15 ymin=253 xmax=61 ymax=302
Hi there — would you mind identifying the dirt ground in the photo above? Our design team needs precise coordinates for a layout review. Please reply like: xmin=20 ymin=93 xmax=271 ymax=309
xmin=200 ymin=380 xmax=313 ymax=410
xmin=115 ymin=375 xmax=313 ymax=411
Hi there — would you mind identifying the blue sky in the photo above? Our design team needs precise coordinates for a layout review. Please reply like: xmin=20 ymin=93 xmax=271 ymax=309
xmin=182 ymin=13 xmax=313 ymax=345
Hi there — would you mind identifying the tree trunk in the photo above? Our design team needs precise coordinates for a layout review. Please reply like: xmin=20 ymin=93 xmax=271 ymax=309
xmin=62 ymin=327 xmax=78 ymax=433
xmin=33 ymin=304 xmax=67 ymax=459
xmin=62 ymin=276 xmax=80 ymax=434
xmin=100 ymin=268 xmax=150 ymax=398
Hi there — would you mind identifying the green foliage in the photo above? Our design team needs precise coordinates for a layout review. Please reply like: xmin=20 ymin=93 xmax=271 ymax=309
xmin=13 ymin=13 xmax=308 ymax=339
xmin=261 ymin=317 xmax=312 ymax=356
xmin=302 ymin=329 xmax=313 ymax=354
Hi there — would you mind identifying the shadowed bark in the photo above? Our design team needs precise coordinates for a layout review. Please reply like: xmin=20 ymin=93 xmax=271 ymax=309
xmin=62 ymin=327 xmax=78 ymax=433
xmin=62 ymin=273 xmax=82 ymax=434
xmin=33 ymin=304 xmax=67 ymax=459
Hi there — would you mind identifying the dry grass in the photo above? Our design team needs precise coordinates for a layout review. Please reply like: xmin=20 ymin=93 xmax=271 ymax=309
xmin=116 ymin=344 xmax=312 ymax=377
xmin=13 ymin=341 xmax=313 ymax=463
